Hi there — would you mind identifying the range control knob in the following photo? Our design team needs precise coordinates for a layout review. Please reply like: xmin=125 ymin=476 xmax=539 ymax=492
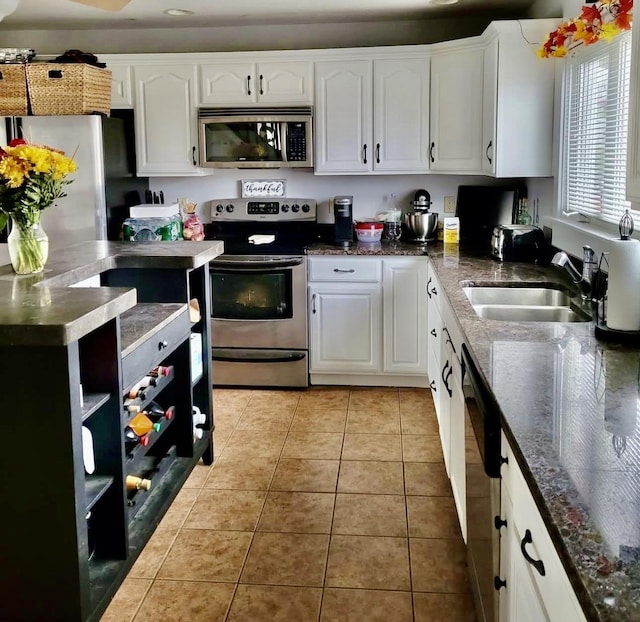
xmin=291 ymin=203 xmax=300 ymax=213
xmin=215 ymin=204 xmax=224 ymax=214
xmin=301 ymin=203 xmax=310 ymax=213
xmin=281 ymin=204 xmax=290 ymax=213
xmin=226 ymin=204 xmax=235 ymax=213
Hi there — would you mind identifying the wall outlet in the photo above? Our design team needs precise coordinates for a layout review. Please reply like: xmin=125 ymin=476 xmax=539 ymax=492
xmin=444 ymin=196 xmax=456 ymax=213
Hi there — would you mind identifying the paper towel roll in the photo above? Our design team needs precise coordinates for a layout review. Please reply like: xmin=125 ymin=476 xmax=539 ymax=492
xmin=607 ymin=238 xmax=640 ymax=331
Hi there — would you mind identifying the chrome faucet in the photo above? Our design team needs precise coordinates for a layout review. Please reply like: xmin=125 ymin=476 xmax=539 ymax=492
xmin=551 ymin=245 xmax=597 ymax=299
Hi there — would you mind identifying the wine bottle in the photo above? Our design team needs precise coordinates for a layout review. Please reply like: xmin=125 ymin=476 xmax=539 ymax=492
xmin=127 ymin=385 xmax=148 ymax=400
xmin=129 ymin=413 xmax=160 ymax=437
xmin=126 ymin=475 xmax=151 ymax=491
xmin=123 ymin=397 xmax=142 ymax=414
xmin=124 ymin=426 xmax=150 ymax=450
xmin=146 ymin=401 xmax=174 ymax=421
xmin=149 ymin=365 xmax=172 ymax=378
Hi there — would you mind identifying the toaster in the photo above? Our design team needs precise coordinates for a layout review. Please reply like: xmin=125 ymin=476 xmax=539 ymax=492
xmin=490 ymin=225 xmax=545 ymax=262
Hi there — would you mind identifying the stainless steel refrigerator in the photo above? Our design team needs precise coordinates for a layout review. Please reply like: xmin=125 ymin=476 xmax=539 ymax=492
xmin=0 ymin=111 xmax=149 ymax=247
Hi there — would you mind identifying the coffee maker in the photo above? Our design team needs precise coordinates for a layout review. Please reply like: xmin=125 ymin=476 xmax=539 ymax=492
xmin=334 ymin=196 xmax=353 ymax=247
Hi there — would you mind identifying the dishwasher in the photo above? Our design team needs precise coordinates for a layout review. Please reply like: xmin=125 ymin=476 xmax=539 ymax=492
xmin=462 ymin=344 xmax=503 ymax=622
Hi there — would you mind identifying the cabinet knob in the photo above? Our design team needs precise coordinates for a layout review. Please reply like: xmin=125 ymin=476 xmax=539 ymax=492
xmin=494 ymin=515 xmax=508 ymax=531
xmin=158 ymin=340 xmax=168 ymax=350
xmin=494 ymin=576 xmax=507 ymax=591
xmin=500 ymin=455 xmax=509 ymax=466
xmin=429 ymin=379 xmax=437 ymax=391
xmin=430 ymin=328 xmax=437 ymax=338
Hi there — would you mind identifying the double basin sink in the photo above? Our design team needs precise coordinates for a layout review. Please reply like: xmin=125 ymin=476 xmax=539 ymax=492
xmin=462 ymin=284 xmax=591 ymax=323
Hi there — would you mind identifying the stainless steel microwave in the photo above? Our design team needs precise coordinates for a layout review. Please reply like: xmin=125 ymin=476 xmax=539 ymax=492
xmin=198 ymin=106 xmax=313 ymax=169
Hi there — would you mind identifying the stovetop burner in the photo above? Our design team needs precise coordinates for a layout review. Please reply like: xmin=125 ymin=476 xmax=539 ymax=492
xmin=205 ymin=198 xmax=317 ymax=255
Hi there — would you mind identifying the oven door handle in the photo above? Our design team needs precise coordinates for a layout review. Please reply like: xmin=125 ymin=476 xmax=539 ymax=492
xmin=213 ymin=351 xmax=306 ymax=363
xmin=212 ymin=257 xmax=304 ymax=269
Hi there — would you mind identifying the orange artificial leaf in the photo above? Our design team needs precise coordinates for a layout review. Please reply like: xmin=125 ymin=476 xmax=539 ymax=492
xmin=581 ymin=4 xmax=604 ymax=22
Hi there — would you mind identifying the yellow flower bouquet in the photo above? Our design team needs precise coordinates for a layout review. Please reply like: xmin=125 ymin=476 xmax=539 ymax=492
xmin=0 ymin=138 xmax=76 ymax=273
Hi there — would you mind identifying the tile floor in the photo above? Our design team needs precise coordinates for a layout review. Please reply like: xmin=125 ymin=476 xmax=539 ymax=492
xmin=102 ymin=387 xmax=477 ymax=621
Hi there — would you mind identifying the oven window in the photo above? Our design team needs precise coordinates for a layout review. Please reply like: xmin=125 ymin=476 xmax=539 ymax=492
xmin=212 ymin=269 xmax=293 ymax=320
xmin=204 ymin=121 xmax=283 ymax=163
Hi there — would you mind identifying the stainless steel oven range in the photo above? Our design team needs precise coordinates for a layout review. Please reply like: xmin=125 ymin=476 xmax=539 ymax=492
xmin=206 ymin=198 xmax=317 ymax=388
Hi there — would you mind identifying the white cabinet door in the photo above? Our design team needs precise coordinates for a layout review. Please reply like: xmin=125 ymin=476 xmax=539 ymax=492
xmin=199 ymin=62 xmax=254 ymax=105
xmin=258 ymin=61 xmax=313 ymax=104
xmin=482 ymin=21 xmax=557 ymax=178
xmin=481 ymin=36 xmax=498 ymax=175
xmin=134 ymin=65 xmax=207 ymax=176
xmin=449 ymin=361 xmax=466 ymax=541
xmin=382 ymin=258 xmax=428 ymax=374
xmin=199 ymin=60 xmax=313 ymax=105
xmin=314 ymin=60 xmax=372 ymax=173
xmin=373 ymin=58 xmax=430 ymax=172
xmin=109 ymin=64 xmax=133 ymax=108
xmin=429 ymin=47 xmax=483 ymax=172
xmin=309 ymin=282 xmax=381 ymax=373
xmin=627 ymin=20 xmax=640 ymax=203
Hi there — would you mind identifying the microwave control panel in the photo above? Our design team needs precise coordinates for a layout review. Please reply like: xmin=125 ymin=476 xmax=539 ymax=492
xmin=286 ymin=122 xmax=307 ymax=162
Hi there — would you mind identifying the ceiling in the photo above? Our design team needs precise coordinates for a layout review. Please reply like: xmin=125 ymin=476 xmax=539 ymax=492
xmin=0 ymin=0 xmax=539 ymax=31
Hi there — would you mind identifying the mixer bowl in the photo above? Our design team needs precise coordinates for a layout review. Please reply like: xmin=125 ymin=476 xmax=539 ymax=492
xmin=405 ymin=211 xmax=438 ymax=242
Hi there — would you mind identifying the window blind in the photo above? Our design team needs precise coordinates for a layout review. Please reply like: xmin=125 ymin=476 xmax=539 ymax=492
xmin=562 ymin=31 xmax=633 ymax=225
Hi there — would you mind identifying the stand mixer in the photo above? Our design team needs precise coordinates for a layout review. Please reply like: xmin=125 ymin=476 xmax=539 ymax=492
xmin=405 ymin=189 xmax=438 ymax=243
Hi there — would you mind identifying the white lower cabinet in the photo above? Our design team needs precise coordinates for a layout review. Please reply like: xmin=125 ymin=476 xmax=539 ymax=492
xmin=308 ymin=256 xmax=427 ymax=385
xmin=498 ymin=431 xmax=587 ymax=622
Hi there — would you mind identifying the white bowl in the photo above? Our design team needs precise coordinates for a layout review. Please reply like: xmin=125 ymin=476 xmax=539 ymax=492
xmin=355 ymin=228 xmax=383 ymax=242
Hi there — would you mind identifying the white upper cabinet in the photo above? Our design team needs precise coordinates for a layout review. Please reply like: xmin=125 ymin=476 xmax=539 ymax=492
xmin=481 ymin=20 xmax=558 ymax=178
xmin=108 ymin=64 xmax=133 ymax=108
xmin=627 ymin=22 xmax=640 ymax=203
xmin=429 ymin=44 xmax=484 ymax=173
xmin=199 ymin=60 xmax=313 ymax=105
xmin=315 ymin=53 xmax=429 ymax=174
xmin=134 ymin=64 xmax=210 ymax=176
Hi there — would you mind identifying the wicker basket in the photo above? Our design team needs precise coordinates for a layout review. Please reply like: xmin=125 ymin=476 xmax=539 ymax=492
xmin=0 ymin=64 xmax=28 ymax=115
xmin=26 ymin=63 xmax=112 ymax=116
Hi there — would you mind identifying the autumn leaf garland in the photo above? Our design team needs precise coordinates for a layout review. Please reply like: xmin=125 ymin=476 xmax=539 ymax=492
xmin=538 ymin=0 xmax=633 ymax=58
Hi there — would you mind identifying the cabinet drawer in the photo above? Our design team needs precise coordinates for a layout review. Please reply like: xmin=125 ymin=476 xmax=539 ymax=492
xmin=501 ymin=434 xmax=587 ymax=622
xmin=309 ymin=257 xmax=381 ymax=282
xmin=121 ymin=304 xmax=190 ymax=390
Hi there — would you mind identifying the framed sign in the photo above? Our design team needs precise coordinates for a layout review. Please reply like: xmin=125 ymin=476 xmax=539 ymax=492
xmin=241 ymin=179 xmax=286 ymax=198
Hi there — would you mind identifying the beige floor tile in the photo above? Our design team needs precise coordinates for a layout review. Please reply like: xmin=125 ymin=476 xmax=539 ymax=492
xmin=399 ymin=409 xmax=439 ymax=435
xmin=157 ymin=529 xmax=252 ymax=582
xmin=346 ymin=409 xmax=401 ymax=434
xmin=247 ymin=389 xmax=301 ymax=409
xmin=101 ymin=577 xmax=151 ymax=622
xmin=213 ymin=409 xmax=244 ymax=431
xmin=257 ymin=491 xmax=335 ymax=533
xmin=409 ymin=537 xmax=470 ymax=593
xmin=407 ymin=496 xmax=461 ymax=539
xmin=183 ymin=462 xmax=214 ymax=489
xmin=398 ymin=388 xmax=435 ymax=412
xmin=129 ymin=529 xmax=178 ymax=579
xmin=325 ymin=535 xmax=410 ymax=591
xmin=332 ymin=493 xmax=407 ymax=537
xmin=212 ymin=427 xmax=232 ymax=449
xmin=404 ymin=462 xmax=452 ymax=497
xmin=156 ymin=488 xmax=199 ymax=531
xmin=337 ymin=460 xmax=404 ymax=495
xmin=465 ymin=435 xmax=483 ymax=465
xmin=321 ymin=588 xmax=413 ymax=622
xmin=290 ymin=409 xmax=347 ymax=433
xmin=297 ymin=387 xmax=350 ymax=409
xmin=133 ymin=579 xmax=235 ymax=622
xmin=184 ymin=489 xmax=266 ymax=531
xmin=342 ymin=433 xmax=403 ymax=461
xmin=271 ymin=458 xmax=340 ymax=492
xmin=228 ymin=584 xmax=322 ymax=622
xmin=402 ymin=434 xmax=444 ymax=462
xmin=413 ymin=592 xmax=477 ymax=622
xmin=236 ymin=408 xmax=295 ymax=431
xmin=349 ymin=388 xmax=399 ymax=409
xmin=205 ymin=455 xmax=277 ymax=490
xmin=241 ymin=532 xmax=330 ymax=587
xmin=282 ymin=431 xmax=344 ymax=459
xmin=221 ymin=429 xmax=287 ymax=459
xmin=213 ymin=388 xmax=254 ymax=412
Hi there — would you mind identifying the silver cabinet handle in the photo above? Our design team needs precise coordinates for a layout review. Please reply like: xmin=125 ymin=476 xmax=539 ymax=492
xmin=333 ymin=268 xmax=356 ymax=273
xmin=312 ymin=293 xmax=317 ymax=314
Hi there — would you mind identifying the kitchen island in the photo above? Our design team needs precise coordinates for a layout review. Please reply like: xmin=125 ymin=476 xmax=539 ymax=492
xmin=0 ymin=240 xmax=223 ymax=622
xmin=427 ymin=244 xmax=640 ymax=622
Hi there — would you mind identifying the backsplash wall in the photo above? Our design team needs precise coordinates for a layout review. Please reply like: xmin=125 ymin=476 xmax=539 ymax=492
xmin=149 ymin=170 xmax=541 ymax=223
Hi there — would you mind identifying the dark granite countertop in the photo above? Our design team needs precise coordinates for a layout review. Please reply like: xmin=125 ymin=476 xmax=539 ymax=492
xmin=307 ymin=240 xmax=430 ymax=256
xmin=0 ymin=240 xmax=224 ymax=346
xmin=426 ymin=244 xmax=640 ymax=622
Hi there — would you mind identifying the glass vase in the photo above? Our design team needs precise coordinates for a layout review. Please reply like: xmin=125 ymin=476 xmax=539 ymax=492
xmin=8 ymin=216 xmax=49 ymax=275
